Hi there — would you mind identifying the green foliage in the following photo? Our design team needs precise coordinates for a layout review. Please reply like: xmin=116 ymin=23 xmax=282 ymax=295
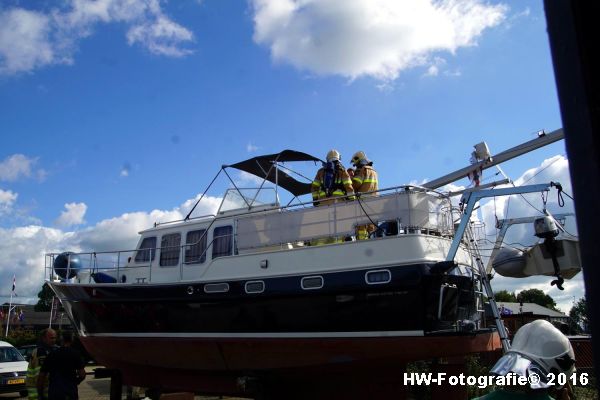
xmin=406 ymin=361 xmax=431 ymax=399
xmin=4 ymin=328 xmax=37 ymax=347
xmin=569 ymin=297 xmax=589 ymax=333
xmin=494 ymin=290 xmax=517 ymax=302
xmin=466 ymin=355 xmax=494 ymax=398
xmin=34 ymin=283 xmax=54 ymax=312
xmin=516 ymin=288 xmax=558 ymax=311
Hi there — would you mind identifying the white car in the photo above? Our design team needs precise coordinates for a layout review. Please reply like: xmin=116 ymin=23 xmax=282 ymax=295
xmin=0 ymin=341 xmax=28 ymax=397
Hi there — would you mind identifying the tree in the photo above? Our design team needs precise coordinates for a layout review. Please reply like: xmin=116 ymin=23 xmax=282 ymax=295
xmin=495 ymin=290 xmax=517 ymax=302
xmin=516 ymin=288 xmax=558 ymax=311
xmin=34 ymin=283 xmax=55 ymax=312
xmin=569 ymin=297 xmax=589 ymax=333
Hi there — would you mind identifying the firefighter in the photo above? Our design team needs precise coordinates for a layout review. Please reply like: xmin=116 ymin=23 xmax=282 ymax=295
xmin=311 ymin=149 xmax=355 ymax=207
xmin=26 ymin=328 xmax=57 ymax=400
xmin=311 ymin=150 xmax=354 ymax=245
xmin=350 ymin=151 xmax=379 ymax=240
xmin=472 ymin=319 xmax=576 ymax=400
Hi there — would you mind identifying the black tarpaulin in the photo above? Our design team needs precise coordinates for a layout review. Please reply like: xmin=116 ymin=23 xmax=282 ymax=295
xmin=225 ymin=150 xmax=322 ymax=196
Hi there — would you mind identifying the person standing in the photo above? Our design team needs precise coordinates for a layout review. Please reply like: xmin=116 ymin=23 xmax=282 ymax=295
xmin=311 ymin=150 xmax=355 ymax=245
xmin=37 ymin=331 xmax=86 ymax=400
xmin=350 ymin=151 xmax=379 ymax=239
xmin=26 ymin=328 xmax=57 ymax=400
xmin=311 ymin=149 xmax=355 ymax=207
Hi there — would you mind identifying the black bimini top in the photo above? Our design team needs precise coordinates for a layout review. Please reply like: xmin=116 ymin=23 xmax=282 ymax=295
xmin=225 ymin=150 xmax=322 ymax=197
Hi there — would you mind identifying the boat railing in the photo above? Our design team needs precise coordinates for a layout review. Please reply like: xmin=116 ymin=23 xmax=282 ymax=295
xmin=234 ymin=185 xmax=455 ymax=253
xmin=153 ymin=213 xmax=216 ymax=228
xmin=44 ymin=185 xmax=455 ymax=284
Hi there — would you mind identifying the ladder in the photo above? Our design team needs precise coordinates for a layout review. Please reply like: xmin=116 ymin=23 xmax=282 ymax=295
xmin=465 ymin=222 xmax=510 ymax=352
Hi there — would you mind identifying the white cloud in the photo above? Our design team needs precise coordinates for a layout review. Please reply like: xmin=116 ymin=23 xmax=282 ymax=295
xmin=126 ymin=16 xmax=194 ymax=57
xmin=0 ymin=225 xmax=73 ymax=303
xmin=0 ymin=9 xmax=55 ymax=75
xmin=55 ymin=202 xmax=88 ymax=227
xmin=247 ymin=142 xmax=259 ymax=152
xmin=0 ymin=189 xmax=18 ymax=216
xmin=425 ymin=65 xmax=439 ymax=77
xmin=251 ymin=0 xmax=508 ymax=81
xmin=238 ymin=171 xmax=267 ymax=186
xmin=0 ymin=1 xmax=194 ymax=75
xmin=422 ymin=57 xmax=448 ymax=77
xmin=0 ymin=189 xmax=18 ymax=206
xmin=1 ymin=193 xmax=222 ymax=304
xmin=0 ymin=154 xmax=40 ymax=182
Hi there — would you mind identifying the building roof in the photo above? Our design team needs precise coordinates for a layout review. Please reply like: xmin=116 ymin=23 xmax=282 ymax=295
xmin=496 ymin=302 xmax=567 ymax=318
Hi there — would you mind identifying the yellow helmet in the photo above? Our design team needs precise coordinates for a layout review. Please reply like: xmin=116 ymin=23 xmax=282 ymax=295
xmin=351 ymin=151 xmax=367 ymax=166
xmin=326 ymin=149 xmax=341 ymax=162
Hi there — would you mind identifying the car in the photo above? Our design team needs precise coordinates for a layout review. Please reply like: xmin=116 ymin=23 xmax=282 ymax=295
xmin=17 ymin=344 xmax=36 ymax=362
xmin=0 ymin=341 xmax=28 ymax=398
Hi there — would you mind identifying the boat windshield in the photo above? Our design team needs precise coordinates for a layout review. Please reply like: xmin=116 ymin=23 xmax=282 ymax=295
xmin=218 ymin=188 xmax=279 ymax=214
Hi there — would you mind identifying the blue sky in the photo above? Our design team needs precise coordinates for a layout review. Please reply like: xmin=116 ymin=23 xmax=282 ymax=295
xmin=0 ymin=0 xmax=581 ymax=312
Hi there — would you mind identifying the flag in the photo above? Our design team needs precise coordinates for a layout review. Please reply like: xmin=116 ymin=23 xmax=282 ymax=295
xmin=11 ymin=275 xmax=15 ymax=292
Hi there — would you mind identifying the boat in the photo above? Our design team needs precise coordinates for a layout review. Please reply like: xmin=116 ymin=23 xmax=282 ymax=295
xmin=44 ymin=130 xmax=573 ymax=397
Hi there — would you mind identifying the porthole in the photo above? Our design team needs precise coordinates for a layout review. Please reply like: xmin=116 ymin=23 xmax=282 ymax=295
xmin=365 ymin=269 xmax=391 ymax=285
xmin=301 ymin=276 xmax=324 ymax=290
xmin=204 ymin=283 xmax=230 ymax=293
xmin=245 ymin=281 xmax=265 ymax=294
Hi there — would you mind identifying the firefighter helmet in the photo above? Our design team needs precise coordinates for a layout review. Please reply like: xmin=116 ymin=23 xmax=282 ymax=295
xmin=326 ymin=149 xmax=341 ymax=162
xmin=490 ymin=319 xmax=575 ymax=389
xmin=351 ymin=151 xmax=368 ymax=166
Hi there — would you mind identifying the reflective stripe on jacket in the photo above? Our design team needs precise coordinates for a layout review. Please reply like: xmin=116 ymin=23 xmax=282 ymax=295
xmin=312 ymin=165 xmax=355 ymax=206
xmin=352 ymin=165 xmax=378 ymax=195
xmin=26 ymin=346 xmax=54 ymax=400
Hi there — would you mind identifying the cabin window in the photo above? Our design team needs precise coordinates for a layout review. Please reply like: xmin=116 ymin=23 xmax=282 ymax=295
xmin=185 ymin=229 xmax=207 ymax=264
xmin=245 ymin=281 xmax=265 ymax=294
xmin=134 ymin=237 xmax=157 ymax=263
xmin=160 ymin=233 xmax=181 ymax=267
xmin=212 ymin=226 xmax=233 ymax=259
xmin=204 ymin=283 xmax=230 ymax=293
xmin=365 ymin=269 xmax=391 ymax=284
xmin=301 ymin=276 xmax=324 ymax=290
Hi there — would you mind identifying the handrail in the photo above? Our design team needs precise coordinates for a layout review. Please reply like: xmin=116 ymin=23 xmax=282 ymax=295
xmin=147 ymin=184 xmax=451 ymax=227
xmin=154 ymin=213 xmax=216 ymax=227
xmin=45 ymin=185 xmax=453 ymax=283
xmin=46 ymin=185 xmax=450 ymax=261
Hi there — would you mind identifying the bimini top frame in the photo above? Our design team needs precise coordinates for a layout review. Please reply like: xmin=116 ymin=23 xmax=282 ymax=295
xmin=185 ymin=150 xmax=322 ymax=220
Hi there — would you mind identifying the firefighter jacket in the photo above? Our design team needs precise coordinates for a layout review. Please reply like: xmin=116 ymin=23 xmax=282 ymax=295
xmin=312 ymin=164 xmax=355 ymax=206
xmin=26 ymin=345 xmax=57 ymax=400
xmin=352 ymin=165 xmax=379 ymax=195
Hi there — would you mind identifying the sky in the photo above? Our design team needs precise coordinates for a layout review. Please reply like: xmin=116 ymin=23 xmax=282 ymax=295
xmin=0 ymin=0 xmax=583 ymax=313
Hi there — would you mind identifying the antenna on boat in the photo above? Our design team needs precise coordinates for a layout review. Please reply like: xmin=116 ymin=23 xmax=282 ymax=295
xmin=423 ymin=128 xmax=564 ymax=190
